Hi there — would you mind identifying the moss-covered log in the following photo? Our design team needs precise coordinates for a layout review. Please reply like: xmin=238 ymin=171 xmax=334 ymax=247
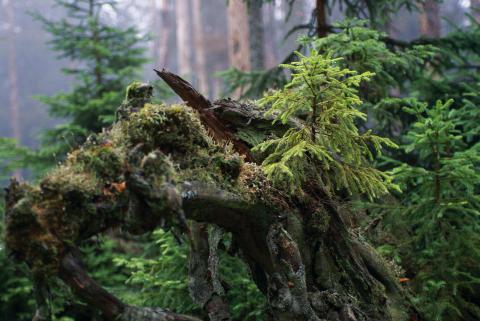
xmin=5 ymin=71 xmax=418 ymax=321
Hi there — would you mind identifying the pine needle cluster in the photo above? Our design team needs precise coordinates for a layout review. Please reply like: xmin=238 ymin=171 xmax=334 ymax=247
xmin=254 ymin=50 xmax=398 ymax=199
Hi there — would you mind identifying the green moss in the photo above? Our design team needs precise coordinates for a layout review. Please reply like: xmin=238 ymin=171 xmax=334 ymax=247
xmin=216 ymin=153 xmax=243 ymax=180
xmin=5 ymin=189 xmax=63 ymax=275
xmin=121 ymin=103 xmax=208 ymax=154
xmin=308 ymin=207 xmax=331 ymax=235
xmin=42 ymin=164 xmax=101 ymax=197
xmin=140 ymin=150 xmax=176 ymax=182
xmin=73 ymin=145 xmax=124 ymax=182
xmin=239 ymin=162 xmax=291 ymax=210
xmin=117 ymin=103 xmax=247 ymax=192
xmin=124 ymin=81 xmax=154 ymax=109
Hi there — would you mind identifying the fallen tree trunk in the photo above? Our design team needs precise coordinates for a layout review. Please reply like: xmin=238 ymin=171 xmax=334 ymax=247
xmin=5 ymin=72 xmax=417 ymax=321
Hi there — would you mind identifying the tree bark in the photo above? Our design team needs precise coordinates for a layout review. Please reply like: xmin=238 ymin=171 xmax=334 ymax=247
xmin=227 ymin=0 xmax=251 ymax=73
xmin=263 ymin=2 xmax=278 ymax=68
xmin=175 ymin=0 xmax=193 ymax=78
xmin=316 ymin=0 xmax=328 ymax=38
xmin=152 ymin=0 xmax=173 ymax=68
xmin=191 ymin=0 xmax=209 ymax=95
xmin=247 ymin=0 xmax=265 ymax=70
xmin=188 ymin=223 xmax=231 ymax=321
xmin=419 ymin=0 xmax=441 ymax=37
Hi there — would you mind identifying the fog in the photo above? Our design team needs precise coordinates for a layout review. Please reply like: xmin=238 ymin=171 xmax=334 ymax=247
xmin=0 ymin=0 xmax=470 ymax=148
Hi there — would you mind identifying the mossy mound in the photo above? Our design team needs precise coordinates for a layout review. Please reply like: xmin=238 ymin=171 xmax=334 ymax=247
xmin=119 ymin=103 xmax=211 ymax=155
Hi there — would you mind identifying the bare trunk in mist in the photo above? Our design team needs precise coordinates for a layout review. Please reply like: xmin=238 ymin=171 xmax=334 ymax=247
xmin=5 ymin=0 xmax=21 ymax=144
xmin=419 ymin=0 xmax=441 ymax=37
xmin=227 ymin=0 xmax=251 ymax=72
xmin=175 ymin=0 xmax=193 ymax=78
xmin=247 ymin=0 xmax=265 ymax=70
xmin=152 ymin=0 xmax=172 ymax=67
xmin=263 ymin=3 xmax=278 ymax=68
xmin=227 ymin=0 xmax=251 ymax=98
xmin=316 ymin=0 xmax=328 ymax=37
xmin=191 ymin=0 xmax=209 ymax=96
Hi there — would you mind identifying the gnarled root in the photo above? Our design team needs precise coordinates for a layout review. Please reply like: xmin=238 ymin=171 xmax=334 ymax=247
xmin=31 ymin=276 xmax=51 ymax=321
xmin=119 ymin=307 xmax=201 ymax=321
xmin=188 ymin=222 xmax=231 ymax=321
xmin=266 ymin=223 xmax=319 ymax=321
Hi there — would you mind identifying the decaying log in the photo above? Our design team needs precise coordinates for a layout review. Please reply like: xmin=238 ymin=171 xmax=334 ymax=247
xmin=4 ymin=71 xmax=418 ymax=321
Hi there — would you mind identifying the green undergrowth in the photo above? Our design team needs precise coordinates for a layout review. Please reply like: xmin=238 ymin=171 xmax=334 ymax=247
xmin=115 ymin=229 xmax=267 ymax=321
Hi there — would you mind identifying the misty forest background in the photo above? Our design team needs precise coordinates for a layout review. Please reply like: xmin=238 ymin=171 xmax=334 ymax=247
xmin=0 ymin=0 xmax=471 ymax=150
xmin=1 ymin=0 xmax=480 ymax=321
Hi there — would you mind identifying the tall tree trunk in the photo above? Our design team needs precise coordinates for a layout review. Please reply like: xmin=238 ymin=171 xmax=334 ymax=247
xmin=227 ymin=0 xmax=251 ymax=72
xmin=150 ymin=0 xmax=160 ymax=63
xmin=472 ymin=0 xmax=480 ymax=24
xmin=227 ymin=0 xmax=251 ymax=98
xmin=247 ymin=0 xmax=265 ymax=70
xmin=263 ymin=2 xmax=278 ymax=68
xmin=5 ymin=0 xmax=21 ymax=144
xmin=152 ymin=0 xmax=172 ymax=68
xmin=4 ymin=0 xmax=21 ymax=179
xmin=175 ymin=0 xmax=193 ymax=78
xmin=316 ymin=0 xmax=328 ymax=37
xmin=419 ymin=0 xmax=441 ymax=37
xmin=191 ymin=0 xmax=209 ymax=96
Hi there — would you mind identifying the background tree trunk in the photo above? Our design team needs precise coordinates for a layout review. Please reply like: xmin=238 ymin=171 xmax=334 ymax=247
xmin=4 ymin=0 xmax=21 ymax=179
xmin=5 ymin=0 xmax=21 ymax=144
xmin=247 ymin=0 xmax=265 ymax=70
xmin=419 ymin=0 xmax=441 ymax=37
xmin=316 ymin=0 xmax=328 ymax=37
xmin=263 ymin=2 xmax=278 ymax=68
xmin=227 ymin=0 xmax=251 ymax=72
xmin=191 ymin=0 xmax=209 ymax=96
xmin=152 ymin=0 xmax=172 ymax=68
xmin=175 ymin=0 xmax=193 ymax=79
xmin=227 ymin=0 xmax=251 ymax=98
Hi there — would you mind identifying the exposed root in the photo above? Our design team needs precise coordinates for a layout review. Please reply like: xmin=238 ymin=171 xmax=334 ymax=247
xmin=188 ymin=222 xmax=231 ymax=321
xmin=119 ymin=307 xmax=201 ymax=321
xmin=266 ymin=223 xmax=319 ymax=321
